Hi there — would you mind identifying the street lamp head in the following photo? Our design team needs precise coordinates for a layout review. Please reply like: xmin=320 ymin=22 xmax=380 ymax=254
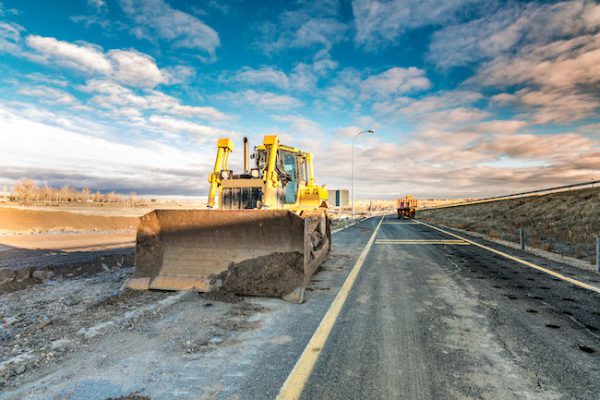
xmin=367 ymin=129 xmax=375 ymax=134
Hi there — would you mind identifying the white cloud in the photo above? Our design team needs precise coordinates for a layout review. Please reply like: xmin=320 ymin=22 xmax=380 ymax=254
xmin=162 ymin=65 xmax=196 ymax=85
xmin=119 ymin=0 xmax=220 ymax=57
xmin=319 ymin=68 xmax=362 ymax=109
xmin=476 ymin=132 xmax=596 ymax=160
xmin=18 ymin=86 xmax=77 ymax=105
xmin=88 ymin=0 xmax=107 ymax=12
xmin=225 ymin=53 xmax=338 ymax=94
xmin=352 ymin=0 xmax=482 ymax=50
xmin=108 ymin=49 xmax=164 ymax=88
xmin=313 ymin=125 xmax=599 ymax=198
xmin=491 ymin=89 xmax=599 ymax=124
xmin=25 ymin=35 xmax=112 ymax=74
xmin=290 ymin=18 xmax=347 ymax=50
xmin=148 ymin=115 xmax=223 ymax=137
xmin=475 ymin=32 xmax=600 ymax=90
xmin=228 ymin=66 xmax=290 ymax=89
xmin=0 ymin=2 xmax=19 ymax=17
xmin=81 ymin=79 xmax=229 ymax=122
xmin=473 ymin=120 xmax=529 ymax=134
xmin=374 ymin=90 xmax=483 ymax=117
xmin=271 ymin=115 xmax=324 ymax=137
xmin=217 ymin=90 xmax=303 ymax=110
xmin=333 ymin=125 xmax=367 ymax=138
xmin=252 ymin=115 xmax=325 ymax=155
xmin=0 ymin=21 xmax=23 ymax=52
xmin=361 ymin=67 xmax=431 ymax=99
xmin=70 ymin=15 xmax=111 ymax=30
xmin=257 ymin=1 xmax=347 ymax=54
xmin=429 ymin=0 xmax=600 ymax=68
xmin=25 ymin=72 xmax=69 ymax=87
xmin=473 ymin=27 xmax=600 ymax=125
xmin=3 ymin=101 xmax=111 ymax=138
xmin=18 ymin=34 xmax=194 ymax=89
xmin=0 ymin=104 xmax=210 ymax=194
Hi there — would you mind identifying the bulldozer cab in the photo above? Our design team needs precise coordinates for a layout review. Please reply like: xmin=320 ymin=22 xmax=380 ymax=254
xmin=208 ymin=135 xmax=327 ymax=211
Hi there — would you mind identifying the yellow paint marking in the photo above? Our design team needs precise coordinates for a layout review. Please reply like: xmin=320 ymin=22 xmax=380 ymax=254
xmin=414 ymin=219 xmax=600 ymax=295
xmin=277 ymin=216 xmax=385 ymax=400
xmin=376 ymin=239 xmax=465 ymax=242
xmin=375 ymin=240 xmax=469 ymax=245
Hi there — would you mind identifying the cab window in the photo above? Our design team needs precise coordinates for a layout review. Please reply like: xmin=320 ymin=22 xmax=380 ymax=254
xmin=281 ymin=151 xmax=298 ymax=204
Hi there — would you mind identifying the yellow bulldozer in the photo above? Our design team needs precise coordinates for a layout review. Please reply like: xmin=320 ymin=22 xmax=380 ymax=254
xmin=125 ymin=135 xmax=331 ymax=303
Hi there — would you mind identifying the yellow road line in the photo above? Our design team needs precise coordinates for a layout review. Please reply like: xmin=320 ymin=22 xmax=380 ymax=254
xmin=376 ymin=241 xmax=466 ymax=243
xmin=277 ymin=216 xmax=385 ymax=400
xmin=414 ymin=219 xmax=600 ymax=295
xmin=376 ymin=239 xmax=466 ymax=242
xmin=375 ymin=241 xmax=470 ymax=245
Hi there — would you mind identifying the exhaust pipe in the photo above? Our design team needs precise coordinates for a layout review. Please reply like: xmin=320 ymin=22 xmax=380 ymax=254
xmin=243 ymin=137 xmax=249 ymax=174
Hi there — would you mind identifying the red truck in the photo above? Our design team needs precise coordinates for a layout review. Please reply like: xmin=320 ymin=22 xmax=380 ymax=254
xmin=397 ymin=196 xmax=418 ymax=219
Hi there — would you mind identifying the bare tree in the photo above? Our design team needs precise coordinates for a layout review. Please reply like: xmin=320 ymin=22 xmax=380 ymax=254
xmin=9 ymin=179 xmax=133 ymax=206
xmin=39 ymin=183 xmax=52 ymax=202
xmin=59 ymin=185 xmax=70 ymax=203
xmin=13 ymin=179 xmax=37 ymax=202
xmin=81 ymin=186 xmax=91 ymax=203
xmin=128 ymin=192 xmax=137 ymax=206
xmin=107 ymin=191 xmax=118 ymax=204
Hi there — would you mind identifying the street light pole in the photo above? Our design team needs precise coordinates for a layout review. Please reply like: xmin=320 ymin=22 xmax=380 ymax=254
xmin=352 ymin=129 xmax=375 ymax=219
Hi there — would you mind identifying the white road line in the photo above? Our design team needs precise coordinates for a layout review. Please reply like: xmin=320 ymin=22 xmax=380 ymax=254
xmin=414 ymin=219 xmax=600 ymax=295
xmin=277 ymin=216 xmax=385 ymax=400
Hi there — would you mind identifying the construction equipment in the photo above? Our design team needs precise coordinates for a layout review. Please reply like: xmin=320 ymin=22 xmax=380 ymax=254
xmin=125 ymin=135 xmax=331 ymax=303
xmin=397 ymin=195 xmax=418 ymax=218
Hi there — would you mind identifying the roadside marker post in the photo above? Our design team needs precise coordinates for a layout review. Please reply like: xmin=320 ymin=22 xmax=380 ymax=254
xmin=596 ymin=236 xmax=600 ymax=273
xmin=519 ymin=227 xmax=526 ymax=250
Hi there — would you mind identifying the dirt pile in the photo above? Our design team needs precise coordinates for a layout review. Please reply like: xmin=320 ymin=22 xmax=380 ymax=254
xmin=418 ymin=187 xmax=600 ymax=263
xmin=0 ymin=207 xmax=137 ymax=233
xmin=219 ymin=251 xmax=305 ymax=297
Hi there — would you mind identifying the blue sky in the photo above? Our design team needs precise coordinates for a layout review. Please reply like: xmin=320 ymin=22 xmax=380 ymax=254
xmin=0 ymin=0 xmax=598 ymax=198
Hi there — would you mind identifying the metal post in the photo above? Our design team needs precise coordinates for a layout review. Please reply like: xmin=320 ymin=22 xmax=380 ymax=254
xmin=519 ymin=227 xmax=525 ymax=250
xmin=351 ymin=129 xmax=374 ymax=219
xmin=352 ymin=138 xmax=355 ymax=219
xmin=596 ymin=236 xmax=600 ymax=272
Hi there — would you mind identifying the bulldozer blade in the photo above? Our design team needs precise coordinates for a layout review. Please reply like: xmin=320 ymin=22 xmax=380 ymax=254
xmin=124 ymin=209 xmax=331 ymax=302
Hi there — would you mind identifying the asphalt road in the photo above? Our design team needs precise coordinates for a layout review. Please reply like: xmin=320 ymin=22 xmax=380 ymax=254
xmin=295 ymin=215 xmax=600 ymax=399
xmin=3 ymin=214 xmax=600 ymax=400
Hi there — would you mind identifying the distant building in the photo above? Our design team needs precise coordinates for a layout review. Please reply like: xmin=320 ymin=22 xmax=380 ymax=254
xmin=328 ymin=189 xmax=349 ymax=207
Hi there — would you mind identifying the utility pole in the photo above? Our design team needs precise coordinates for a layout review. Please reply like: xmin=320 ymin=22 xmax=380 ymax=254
xmin=352 ymin=129 xmax=375 ymax=219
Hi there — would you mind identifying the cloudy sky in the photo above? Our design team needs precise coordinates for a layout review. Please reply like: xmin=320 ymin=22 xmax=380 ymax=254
xmin=0 ymin=0 xmax=598 ymax=199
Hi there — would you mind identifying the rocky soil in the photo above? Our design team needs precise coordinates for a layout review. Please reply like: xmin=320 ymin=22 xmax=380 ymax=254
xmin=0 ymin=260 xmax=270 ymax=394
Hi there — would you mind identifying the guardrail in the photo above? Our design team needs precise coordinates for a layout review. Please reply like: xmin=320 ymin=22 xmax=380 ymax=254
xmin=420 ymin=179 xmax=599 ymax=211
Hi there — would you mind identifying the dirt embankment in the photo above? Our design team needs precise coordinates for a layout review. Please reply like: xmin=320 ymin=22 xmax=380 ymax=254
xmin=0 ymin=207 xmax=137 ymax=234
xmin=418 ymin=187 xmax=600 ymax=263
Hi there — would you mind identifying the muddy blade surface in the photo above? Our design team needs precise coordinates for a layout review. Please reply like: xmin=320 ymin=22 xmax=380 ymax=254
xmin=125 ymin=209 xmax=330 ymax=302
